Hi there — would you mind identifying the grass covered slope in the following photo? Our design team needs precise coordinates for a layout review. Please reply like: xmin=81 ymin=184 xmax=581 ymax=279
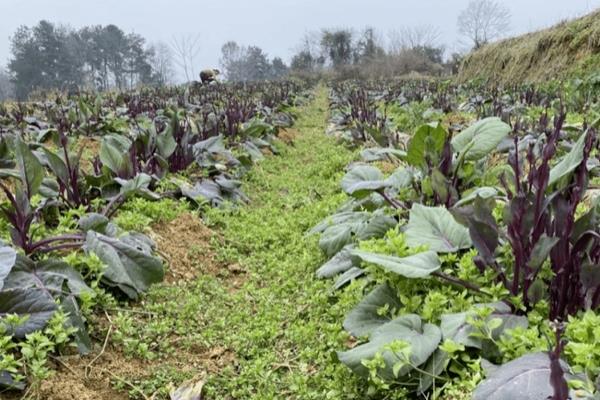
xmin=106 ymin=87 xmax=373 ymax=399
xmin=458 ymin=9 xmax=600 ymax=84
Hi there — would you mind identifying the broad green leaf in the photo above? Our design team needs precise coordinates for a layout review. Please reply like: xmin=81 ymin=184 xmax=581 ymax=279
xmin=62 ymin=295 xmax=92 ymax=355
xmin=343 ymin=284 xmax=402 ymax=337
xmin=115 ymin=173 xmax=159 ymax=200
xmin=316 ymin=245 xmax=356 ymax=278
xmin=78 ymin=213 xmax=117 ymax=236
xmin=100 ymin=140 xmax=127 ymax=176
xmin=360 ymin=148 xmax=406 ymax=162
xmin=242 ymin=120 xmax=272 ymax=137
xmin=454 ymin=187 xmax=500 ymax=207
xmin=451 ymin=117 xmax=511 ymax=161
xmin=473 ymin=353 xmax=575 ymax=400
xmin=14 ymin=138 xmax=44 ymax=198
xmin=5 ymin=256 xmax=91 ymax=297
xmin=84 ymin=231 xmax=164 ymax=299
xmin=41 ymin=147 xmax=69 ymax=185
xmin=352 ymin=250 xmax=440 ymax=278
xmin=355 ymin=211 xmax=397 ymax=240
xmin=406 ymin=124 xmax=447 ymax=168
xmin=333 ymin=267 xmax=365 ymax=290
xmin=0 ymin=244 xmax=16 ymax=291
xmin=320 ymin=225 xmax=352 ymax=257
xmin=156 ymin=130 xmax=177 ymax=158
xmin=405 ymin=204 xmax=472 ymax=253
xmin=310 ymin=211 xmax=370 ymax=234
xmin=0 ymin=288 xmax=57 ymax=338
xmin=441 ymin=303 xmax=528 ymax=349
xmin=338 ymin=314 xmax=441 ymax=380
xmin=418 ymin=349 xmax=450 ymax=394
xmin=385 ymin=167 xmax=414 ymax=190
xmin=179 ymin=180 xmax=223 ymax=206
xmin=341 ymin=165 xmax=386 ymax=198
xmin=548 ymin=131 xmax=588 ymax=188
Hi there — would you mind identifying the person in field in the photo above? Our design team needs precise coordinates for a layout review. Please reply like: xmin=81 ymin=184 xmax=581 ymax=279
xmin=200 ymin=69 xmax=220 ymax=84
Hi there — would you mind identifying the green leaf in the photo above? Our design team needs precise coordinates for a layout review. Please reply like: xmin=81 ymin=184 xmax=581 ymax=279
xmin=360 ymin=148 xmax=406 ymax=162
xmin=62 ymin=295 xmax=92 ymax=355
xmin=319 ymin=225 xmax=352 ymax=257
xmin=156 ymin=130 xmax=177 ymax=158
xmin=115 ymin=173 xmax=159 ymax=200
xmin=405 ymin=204 xmax=472 ymax=253
xmin=441 ymin=303 xmax=528 ymax=349
xmin=311 ymin=211 xmax=370 ymax=234
xmin=100 ymin=139 xmax=127 ymax=176
xmin=352 ymin=250 xmax=440 ymax=278
xmin=406 ymin=124 xmax=447 ymax=168
xmin=355 ymin=210 xmax=397 ymax=240
xmin=527 ymin=235 xmax=560 ymax=270
xmin=0 ymin=244 xmax=16 ymax=291
xmin=333 ymin=267 xmax=365 ymax=290
xmin=548 ymin=131 xmax=588 ymax=188
xmin=343 ymin=284 xmax=402 ymax=337
xmin=14 ymin=138 xmax=44 ymax=198
xmin=41 ymin=147 xmax=69 ymax=185
xmin=316 ymin=245 xmax=356 ymax=278
xmin=0 ymin=288 xmax=57 ymax=338
xmin=341 ymin=165 xmax=386 ymax=198
xmin=473 ymin=353 xmax=575 ymax=400
xmin=385 ymin=167 xmax=414 ymax=190
xmin=451 ymin=117 xmax=511 ymax=161
xmin=338 ymin=314 xmax=441 ymax=380
xmin=5 ymin=256 xmax=91 ymax=297
xmin=418 ymin=349 xmax=450 ymax=394
xmin=84 ymin=231 xmax=164 ymax=299
xmin=454 ymin=187 xmax=500 ymax=208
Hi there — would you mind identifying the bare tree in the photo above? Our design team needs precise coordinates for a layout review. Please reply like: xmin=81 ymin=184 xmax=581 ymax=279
xmin=457 ymin=0 xmax=511 ymax=49
xmin=149 ymin=41 xmax=174 ymax=86
xmin=170 ymin=34 xmax=201 ymax=82
xmin=387 ymin=25 xmax=441 ymax=55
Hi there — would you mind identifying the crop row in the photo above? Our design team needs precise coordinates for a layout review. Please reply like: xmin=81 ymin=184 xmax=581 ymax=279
xmin=0 ymin=80 xmax=307 ymax=391
xmin=314 ymin=78 xmax=600 ymax=399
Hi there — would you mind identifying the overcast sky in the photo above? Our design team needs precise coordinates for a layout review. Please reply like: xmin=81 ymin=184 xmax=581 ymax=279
xmin=1 ymin=0 xmax=598 ymax=81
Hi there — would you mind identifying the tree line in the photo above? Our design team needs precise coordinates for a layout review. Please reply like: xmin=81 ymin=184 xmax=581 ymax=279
xmin=6 ymin=20 xmax=166 ymax=99
xmin=1 ymin=0 xmax=510 ymax=99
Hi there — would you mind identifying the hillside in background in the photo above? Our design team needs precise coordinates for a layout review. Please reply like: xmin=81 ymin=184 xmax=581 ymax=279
xmin=458 ymin=9 xmax=600 ymax=84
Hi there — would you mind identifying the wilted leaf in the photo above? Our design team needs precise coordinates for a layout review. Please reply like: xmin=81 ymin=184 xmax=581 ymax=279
xmin=170 ymin=378 xmax=204 ymax=400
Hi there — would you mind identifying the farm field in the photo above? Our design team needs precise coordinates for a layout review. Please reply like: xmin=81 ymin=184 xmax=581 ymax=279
xmin=0 ymin=2 xmax=600 ymax=400
xmin=1 ymin=77 xmax=599 ymax=400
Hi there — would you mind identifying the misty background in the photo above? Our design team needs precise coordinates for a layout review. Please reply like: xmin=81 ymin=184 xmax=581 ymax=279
xmin=0 ymin=0 xmax=600 ymax=98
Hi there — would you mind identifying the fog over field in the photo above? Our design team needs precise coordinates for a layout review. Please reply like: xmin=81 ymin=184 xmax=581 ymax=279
xmin=0 ymin=0 xmax=598 ymax=82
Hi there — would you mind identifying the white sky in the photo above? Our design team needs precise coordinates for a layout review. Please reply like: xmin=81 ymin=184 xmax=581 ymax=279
xmin=0 ymin=0 xmax=598 ymax=81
